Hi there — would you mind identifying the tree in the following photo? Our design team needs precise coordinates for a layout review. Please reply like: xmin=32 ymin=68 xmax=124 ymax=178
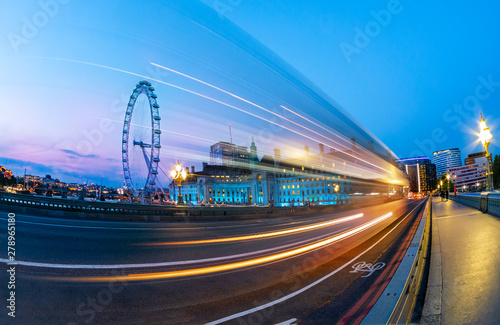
xmin=0 ymin=172 xmax=17 ymax=187
xmin=493 ymin=154 xmax=500 ymax=188
xmin=438 ymin=175 xmax=454 ymax=192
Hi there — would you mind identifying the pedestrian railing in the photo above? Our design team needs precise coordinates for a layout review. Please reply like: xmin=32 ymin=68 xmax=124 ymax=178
xmin=0 ymin=190 xmax=387 ymax=221
xmin=455 ymin=192 xmax=500 ymax=217
xmin=455 ymin=193 xmax=481 ymax=210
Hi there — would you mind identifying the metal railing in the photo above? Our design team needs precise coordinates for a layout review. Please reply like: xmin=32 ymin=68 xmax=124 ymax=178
xmin=454 ymin=192 xmax=500 ymax=217
xmin=362 ymin=198 xmax=431 ymax=324
xmin=0 ymin=190 xmax=394 ymax=221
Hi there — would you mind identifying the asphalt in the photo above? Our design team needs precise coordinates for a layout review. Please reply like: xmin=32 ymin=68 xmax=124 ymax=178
xmin=422 ymin=198 xmax=500 ymax=325
xmin=0 ymin=199 xmax=425 ymax=324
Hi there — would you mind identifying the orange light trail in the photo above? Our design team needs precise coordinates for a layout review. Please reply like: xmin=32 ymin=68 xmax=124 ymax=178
xmin=143 ymin=213 xmax=364 ymax=246
xmin=49 ymin=212 xmax=393 ymax=282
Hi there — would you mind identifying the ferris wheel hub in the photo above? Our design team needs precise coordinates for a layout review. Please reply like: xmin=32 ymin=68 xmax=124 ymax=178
xmin=133 ymin=140 xmax=152 ymax=148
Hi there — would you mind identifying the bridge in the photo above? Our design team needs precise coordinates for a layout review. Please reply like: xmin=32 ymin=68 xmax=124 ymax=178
xmin=1 ymin=1 xmax=499 ymax=324
xmin=3 ymin=191 xmax=500 ymax=324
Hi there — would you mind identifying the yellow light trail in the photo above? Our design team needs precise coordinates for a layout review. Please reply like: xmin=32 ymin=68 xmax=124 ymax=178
xmin=142 ymin=213 xmax=364 ymax=246
xmin=50 ymin=212 xmax=393 ymax=282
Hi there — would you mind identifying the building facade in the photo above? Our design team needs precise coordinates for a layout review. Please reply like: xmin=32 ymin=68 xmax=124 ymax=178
xmin=172 ymin=142 xmax=361 ymax=206
xmin=449 ymin=155 xmax=489 ymax=191
xmin=419 ymin=163 xmax=437 ymax=192
xmin=210 ymin=141 xmax=251 ymax=166
xmin=396 ymin=157 xmax=437 ymax=193
xmin=465 ymin=151 xmax=492 ymax=166
xmin=432 ymin=148 xmax=462 ymax=178
xmin=171 ymin=141 xmax=409 ymax=206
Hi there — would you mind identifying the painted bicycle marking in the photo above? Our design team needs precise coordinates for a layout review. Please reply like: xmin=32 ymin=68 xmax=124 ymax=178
xmin=350 ymin=261 xmax=386 ymax=277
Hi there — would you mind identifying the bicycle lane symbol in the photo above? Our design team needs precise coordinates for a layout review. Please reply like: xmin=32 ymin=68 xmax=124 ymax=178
xmin=350 ymin=261 xmax=386 ymax=278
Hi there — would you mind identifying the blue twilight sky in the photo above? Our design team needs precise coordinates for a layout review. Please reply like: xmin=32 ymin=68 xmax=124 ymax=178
xmin=220 ymin=0 xmax=500 ymax=154
xmin=1 ymin=0 xmax=499 ymax=187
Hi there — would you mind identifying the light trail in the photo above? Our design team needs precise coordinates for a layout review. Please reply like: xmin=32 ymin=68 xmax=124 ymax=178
xmin=0 ymin=226 xmax=348 ymax=269
xmin=150 ymin=63 xmax=355 ymax=152
xmin=47 ymin=212 xmax=393 ymax=282
xmin=95 ymin=116 xmax=218 ymax=144
xmin=143 ymin=213 xmax=364 ymax=246
xmin=150 ymin=62 xmax=393 ymax=174
xmin=45 ymin=57 xmax=357 ymax=166
xmin=205 ymin=201 xmax=425 ymax=325
xmin=22 ymin=57 xmax=395 ymax=178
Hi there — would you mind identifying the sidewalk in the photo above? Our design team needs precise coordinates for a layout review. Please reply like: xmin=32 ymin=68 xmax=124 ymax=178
xmin=422 ymin=198 xmax=500 ymax=325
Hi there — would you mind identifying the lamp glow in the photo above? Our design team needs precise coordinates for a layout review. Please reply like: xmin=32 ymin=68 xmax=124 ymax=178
xmin=479 ymin=113 xmax=494 ymax=191
xmin=171 ymin=161 xmax=187 ymax=204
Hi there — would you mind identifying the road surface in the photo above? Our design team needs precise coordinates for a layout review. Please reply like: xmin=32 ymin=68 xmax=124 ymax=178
xmin=0 ymin=199 xmax=426 ymax=324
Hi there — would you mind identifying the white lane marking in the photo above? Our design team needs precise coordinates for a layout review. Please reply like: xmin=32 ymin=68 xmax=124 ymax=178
xmin=0 ymin=202 xmax=415 ymax=270
xmin=0 ymin=226 xmax=351 ymax=269
xmin=0 ymin=200 xmax=413 ymax=230
xmin=435 ymin=212 xmax=483 ymax=220
xmin=350 ymin=262 xmax=386 ymax=277
xmin=204 ymin=201 xmax=425 ymax=325
xmin=274 ymin=318 xmax=297 ymax=325
xmin=0 ymin=213 xmax=357 ymax=231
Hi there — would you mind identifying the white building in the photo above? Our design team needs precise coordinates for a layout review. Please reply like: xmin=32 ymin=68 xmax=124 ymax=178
xmin=209 ymin=141 xmax=252 ymax=167
xmin=449 ymin=156 xmax=488 ymax=191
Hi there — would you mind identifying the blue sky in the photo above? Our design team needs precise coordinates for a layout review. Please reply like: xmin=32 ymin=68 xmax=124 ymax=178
xmin=221 ymin=0 xmax=500 ymax=156
xmin=1 ymin=0 xmax=499 ymax=187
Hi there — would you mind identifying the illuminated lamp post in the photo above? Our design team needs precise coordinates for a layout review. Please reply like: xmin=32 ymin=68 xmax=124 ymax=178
xmin=170 ymin=161 xmax=187 ymax=205
xmin=479 ymin=113 xmax=494 ymax=191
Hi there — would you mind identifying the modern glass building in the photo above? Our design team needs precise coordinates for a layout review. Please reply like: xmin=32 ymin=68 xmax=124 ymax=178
xmin=419 ymin=163 xmax=437 ymax=192
xmin=396 ymin=157 xmax=437 ymax=193
xmin=432 ymin=148 xmax=462 ymax=178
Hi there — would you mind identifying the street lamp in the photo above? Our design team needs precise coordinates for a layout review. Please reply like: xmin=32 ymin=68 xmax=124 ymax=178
xmin=479 ymin=113 xmax=494 ymax=191
xmin=170 ymin=161 xmax=187 ymax=205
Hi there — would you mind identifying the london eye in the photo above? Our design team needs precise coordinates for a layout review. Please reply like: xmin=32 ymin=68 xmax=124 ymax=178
xmin=121 ymin=80 xmax=162 ymax=199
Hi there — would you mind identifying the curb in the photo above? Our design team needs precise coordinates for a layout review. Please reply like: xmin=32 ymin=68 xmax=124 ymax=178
xmin=361 ymin=199 xmax=431 ymax=324
xmin=421 ymin=202 xmax=442 ymax=324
